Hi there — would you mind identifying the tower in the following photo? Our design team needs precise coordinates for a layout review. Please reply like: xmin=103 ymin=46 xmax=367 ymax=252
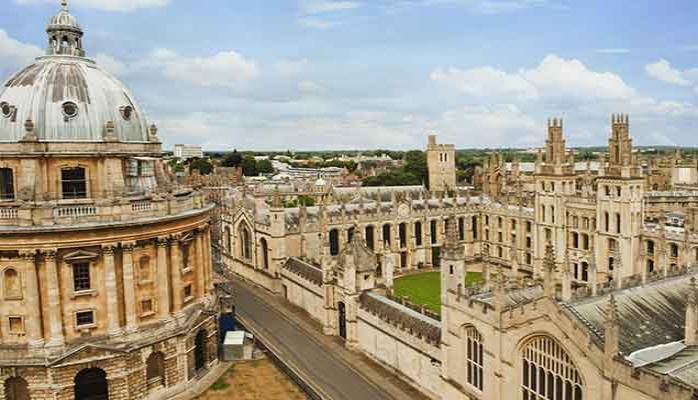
xmin=533 ymin=118 xmax=575 ymax=277
xmin=441 ymin=215 xmax=465 ymax=305
xmin=596 ymin=114 xmax=644 ymax=287
xmin=426 ymin=134 xmax=456 ymax=193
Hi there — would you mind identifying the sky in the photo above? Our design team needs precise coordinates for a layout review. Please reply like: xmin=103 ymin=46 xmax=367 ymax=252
xmin=1 ymin=0 xmax=697 ymax=151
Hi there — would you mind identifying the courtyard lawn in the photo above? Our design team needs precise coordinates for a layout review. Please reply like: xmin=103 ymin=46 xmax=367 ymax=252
xmin=393 ymin=271 xmax=483 ymax=314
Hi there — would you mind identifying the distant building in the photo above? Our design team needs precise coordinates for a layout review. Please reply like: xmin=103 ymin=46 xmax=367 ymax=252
xmin=174 ymin=144 xmax=204 ymax=160
xmin=426 ymin=134 xmax=456 ymax=192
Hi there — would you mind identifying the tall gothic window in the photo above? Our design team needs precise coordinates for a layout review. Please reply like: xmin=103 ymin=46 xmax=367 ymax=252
xmin=0 ymin=168 xmax=14 ymax=201
xmin=383 ymin=224 xmax=391 ymax=245
xmin=399 ymin=223 xmax=407 ymax=248
xmin=61 ymin=167 xmax=88 ymax=199
xmin=239 ymin=225 xmax=252 ymax=260
xmin=414 ymin=222 xmax=423 ymax=246
xmin=458 ymin=218 xmax=465 ymax=241
xmin=329 ymin=229 xmax=340 ymax=256
xmin=465 ymin=326 xmax=484 ymax=391
xmin=430 ymin=220 xmax=438 ymax=244
xmin=521 ymin=336 xmax=583 ymax=400
xmin=260 ymin=238 xmax=269 ymax=269
xmin=365 ymin=226 xmax=375 ymax=250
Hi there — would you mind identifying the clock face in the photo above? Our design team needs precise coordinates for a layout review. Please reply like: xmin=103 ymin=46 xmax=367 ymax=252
xmin=397 ymin=203 xmax=410 ymax=218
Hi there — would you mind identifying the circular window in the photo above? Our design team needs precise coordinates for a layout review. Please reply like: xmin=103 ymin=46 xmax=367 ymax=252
xmin=0 ymin=102 xmax=11 ymax=118
xmin=62 ymin=102 xmax=78 ymax=119
xmin=121 ymin=105 xmax=133 ymax=121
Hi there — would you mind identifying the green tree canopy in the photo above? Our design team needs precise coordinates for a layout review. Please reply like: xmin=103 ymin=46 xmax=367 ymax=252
xmin=189 ymin=158 xmax=213 ymax=175
xmin=221 ymin=149 xmax=243 ymax=167
xmin=241 ymin=155 xmax=258 ymax=176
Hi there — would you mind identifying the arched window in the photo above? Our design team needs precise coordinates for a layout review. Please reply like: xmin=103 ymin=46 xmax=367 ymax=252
xmin=694 ymin=247 xmax=698 ymax=263
xmin=365 ymin=226 xmax=375 ymax=250
xmin=414 ymin=222 xmax=423 ymax=246
xmin=458 ymin=218 xmax=465 ymax=241
xmin=430 ymin=220 xmax=438 ymax=244
xmin=4 ymin=376 xmax=29 ymax=400
xmin=465 ymin=326 xmax=484 ymax=391
xmin=541 ymin=205 xmax=546 ymax=222
xmin=74 ymin=368 xmax=108 ymax=400
xmin=581 ymin=262 xmax=589 ymax=282
xmin=550 ymin=206 xmax=555 ymax=223
xmin=608 ymin=239 xmax=616 ymax=252
xmin=582 ymin=234 xmax=589 ymax=250
xmin=0 ymin=168 xmax=14 ymax=201
xmin=647 ymin=259 xmax=655 ymax=274
xmin=329 ymin=229 xmax=340 ymax=256
xmin=239 ymin=225 xmax=252 ymax=260
xmin=139 ymin=256 xmax=151 ymax=282
xmin=260 ymin=238 xmax=269 ymax=269
xmin=472 ymin=217 xmax=479 ymax=240
xmin=521 ymin=336 xmax=583 ymax=400
xmin=3 ymin=268 xmax=20 ymax=299
xmin=399 ymin=223 xmax=407 ymax=248
xmin=146 ymin=351 xmax=166 ymax=390
xmin=347 ymin=227 xmax=355 ymax=243
xmin=571 ymin=232 xmax=579 ymax=249
xmin=670 ymin=243 xmax=679 ymax=258
xmin=225 ymin=227 xmax=232 ymax=254
xmin=61 ymin=166 xmax=87 ymax=199
xmin=615 ymin=213 xmax=621 ymax=234
xmin=383 ymin=224 xmax=392 ymax=245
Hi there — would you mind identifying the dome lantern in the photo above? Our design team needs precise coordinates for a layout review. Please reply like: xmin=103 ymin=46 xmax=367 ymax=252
xmin=46 ymin=0 xmax=85 ymax=57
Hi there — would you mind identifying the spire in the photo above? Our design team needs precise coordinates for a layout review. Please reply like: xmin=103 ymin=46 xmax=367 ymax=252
xmin=604 ymin=294 xmax=620 ymax=357
xmin=543 ymin=242 xmax=556 ymax=297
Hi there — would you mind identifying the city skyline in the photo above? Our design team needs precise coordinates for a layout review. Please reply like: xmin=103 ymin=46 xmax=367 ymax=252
xmin=1 ymin=0 xmax=696 ymax=150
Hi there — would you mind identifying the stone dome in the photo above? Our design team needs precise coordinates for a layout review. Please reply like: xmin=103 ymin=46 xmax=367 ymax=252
xmin=0 ymin=1 xmax=151 ymax=143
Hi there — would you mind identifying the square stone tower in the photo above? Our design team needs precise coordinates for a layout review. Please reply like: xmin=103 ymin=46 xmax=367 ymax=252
xmin=426 ymin=134 xmax=456 ymax=193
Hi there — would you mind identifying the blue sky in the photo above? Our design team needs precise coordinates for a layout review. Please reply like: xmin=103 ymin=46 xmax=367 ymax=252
xmin=1 ymin=0 xmax=697 ymax=150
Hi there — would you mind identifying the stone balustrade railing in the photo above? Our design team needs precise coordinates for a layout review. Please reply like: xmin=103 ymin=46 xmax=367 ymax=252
xmin=0 ymin=191 xmax=209 ymax=228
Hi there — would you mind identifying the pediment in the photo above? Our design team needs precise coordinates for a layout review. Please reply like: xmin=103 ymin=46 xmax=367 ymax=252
xmin=49 ymin=343 xmax=128 ymax=367
xmin=62 ymin=250 xmax=100 ymax=262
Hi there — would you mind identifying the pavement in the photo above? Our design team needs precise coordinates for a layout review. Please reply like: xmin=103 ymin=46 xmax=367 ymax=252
xmin=230 ymin=278 xmax=432 ymax=400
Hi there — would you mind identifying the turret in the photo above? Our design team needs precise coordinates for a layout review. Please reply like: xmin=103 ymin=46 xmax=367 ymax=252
xmin=604 ymin=294 xmax=620 ymax=358
xmin=441 ymin=215 xmax=465 ymax=301
xmin=543 ymin=242 xmax=556 ymax=298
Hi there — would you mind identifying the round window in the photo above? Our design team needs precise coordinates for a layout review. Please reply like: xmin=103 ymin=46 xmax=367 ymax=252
xmin=62 ymin=102 xmax=78 ymax=119
xmin=0 ymin=102 xmax=11 ymax=118
xmin=121 ymin=105 xmax=133 ymax=121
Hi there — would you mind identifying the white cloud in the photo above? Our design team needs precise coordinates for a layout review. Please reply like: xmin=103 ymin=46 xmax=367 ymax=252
xmin=432 ymin=54 xmax=635 ymax=103
xmin=274 ymin=58 xmax=311 ymax=76
xmin=149 ymin=49 xmax=258 ymax=88
xmin=298 ymin=80 xmax=326 ymax=94
xmin=430 ymin=66 xmax=538 ymax=100
xmin=435 ymin=104 xmax=540 ymax=146
xmin=0 ymin=30 xmax=42 ymax=68
xmin=645 ymin=59 xmax=692 ymax=86
xmin=522 ymin=55 xmax=635 ymax=100
xmin=15 ymin=0 xmax=169 ymax=12
xmin=95 ymin=52 xmax=127 ymax=76
xmin=298 ymin=0 xmax=360 ymax=14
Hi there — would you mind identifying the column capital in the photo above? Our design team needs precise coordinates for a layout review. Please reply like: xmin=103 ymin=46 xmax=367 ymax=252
xmin=102 ymin=245 xmax=117 ymax=255
xmin=156 ymin=237 xmax=170 ymax=247
xmin=18 ymin=250 xmax=36 ymax=260
xmin=42 ymin=249 xmax=58 ymax=261
xmin=121 ymin=242 xmax=136 ymax=253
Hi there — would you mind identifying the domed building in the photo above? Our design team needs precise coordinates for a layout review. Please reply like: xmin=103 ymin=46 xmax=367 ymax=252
xmin=0 ymin=2 xmax=219 ymax=399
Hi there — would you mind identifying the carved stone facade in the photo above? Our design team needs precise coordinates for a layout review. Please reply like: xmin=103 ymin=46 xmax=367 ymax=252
xmin=0 ymin=3 xmax=218 ymax=399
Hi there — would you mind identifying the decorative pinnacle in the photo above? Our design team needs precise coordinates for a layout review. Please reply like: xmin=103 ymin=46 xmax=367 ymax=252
xmin=61 ymin=0 xmax=68 ymax=10
xmin=606 ymin=294 xmax=619 ymax=323
xmin=689 ymin=277 xmax=697 ymax=305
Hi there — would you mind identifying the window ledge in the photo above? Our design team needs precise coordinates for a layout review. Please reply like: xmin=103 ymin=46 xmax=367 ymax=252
xmin=140 ymin=311 xmax=156 ymax=318
xmin=76 ymin=324 xmax=97 ymax=332
xmin=183 ymin=295 xmax=195 ymax=304
xmin=3 ymin=295 xmax=23 ymax=301
xmin=138 ymin=279 xmax=154 ymax=286
xmin=57 ymin=198 xmax=94 ymax=206
xmin=71 ymin=289 xmax=97 ymax=299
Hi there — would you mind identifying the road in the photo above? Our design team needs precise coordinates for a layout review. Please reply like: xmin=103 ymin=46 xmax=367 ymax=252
xmin=230 ymin=279 xmax=403 ymax=400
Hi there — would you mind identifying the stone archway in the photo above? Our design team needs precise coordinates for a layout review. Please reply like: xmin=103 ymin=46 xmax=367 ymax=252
xmin=4 ymin=377 xmax=29 ymax=400
xmin=146 ymin=351 xmax=166 ymax=391
xmin=74 ymin=368 xmax=109 ymax=400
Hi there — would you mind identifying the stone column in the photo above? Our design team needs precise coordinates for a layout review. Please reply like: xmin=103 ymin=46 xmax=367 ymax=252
xmin=44 ymin=250 xmax=64 ymax=346
xmin=170 ymin=237 xmax=183 ymax=313
xmin=156 ymin=238 xmax=171 ymax=319
xmin=103 ymin=246 xmax=121 ymax=336
xmin=203 ymin=227 xmax=213 ymax=295
xmin=121 ymin=244 xmax=138 ymax=333
xmin=195 ymin=231 xmax=206 ymax=297
xmin=21 ymin=251 xmax=43 ymax=346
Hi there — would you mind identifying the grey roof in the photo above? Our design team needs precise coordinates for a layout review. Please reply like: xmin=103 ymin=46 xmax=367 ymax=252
xmin=471 ymin=285 xmax=543 ymax=308
xmin=359 ymin=292 xmax=441 ymax=345
xmin=566 ymin=273 xmax=695 ymax=355
xmin=283 ymin=257 xmax=323 ymax=285
xmin=645 ymin=346 xmax=698 ymax=388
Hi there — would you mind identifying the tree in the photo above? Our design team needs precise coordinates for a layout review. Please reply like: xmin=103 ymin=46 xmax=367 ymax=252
xmin=403 ymin=150 xmax=428 ymax=183
xmin=257 ymin=159 xmax=274 ymax=174
xmin=241 ymin=155 xmax=257 ymax=176
xmin=221 ymin=149 xmax=243 ymax=167
xmin=189 ymin=158 xmax=213 ymax=175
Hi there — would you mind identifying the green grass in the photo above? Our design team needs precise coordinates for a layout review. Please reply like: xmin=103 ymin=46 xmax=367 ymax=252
xmin=393 ymin=271 xmax=483 ymax=314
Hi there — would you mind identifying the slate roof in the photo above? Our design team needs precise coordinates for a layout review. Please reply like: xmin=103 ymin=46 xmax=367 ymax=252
xmin=283 ymin=257 xmax=323 ymax=286
xmin=566 ymin=273 xmax=695 ymax=355
xmin=359 ymin=291 xmax=441 ymax=345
